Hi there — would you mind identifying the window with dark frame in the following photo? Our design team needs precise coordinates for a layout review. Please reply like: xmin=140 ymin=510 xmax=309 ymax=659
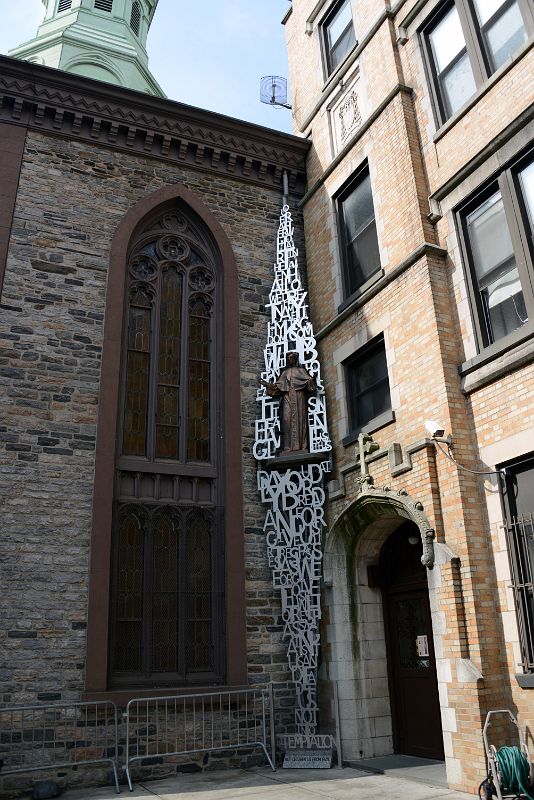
xmin=57 ymin=0 xmax=72 ymax=11
xmin=345 ymin=335 xmax=392 ymax=436
xmin=94 ymin=0 xmax=113 ymax=10
xmin=323 ymin=0 xmax=356 ymax=76
xmin=337 ymin=165 xmax=381 ymax=301
xmin=458 ymin=149 xmax=534 ymax=350
xmin=421 ymin=0 xmax=533 ymax=125
xmin=501 ymin=457 xmax=534 ymax=675
xmin=110 ymin=206 xmax=225 ymax=688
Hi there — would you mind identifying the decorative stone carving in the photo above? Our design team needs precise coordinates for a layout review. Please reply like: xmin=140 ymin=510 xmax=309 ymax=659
xmin=254 ymin=206 xmax=331 ymax=748
xmin=329 ymin=74 xmax=366 ymax=155
xmin=352 ymin=434 xmax=436 ymax=568
xmin=339 ymin=90 xmax=362 ymax=143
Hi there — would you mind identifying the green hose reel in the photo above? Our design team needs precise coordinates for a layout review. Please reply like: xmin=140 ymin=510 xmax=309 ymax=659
xmin=494 ymin=746 xmax=534 ymax=800
xmin=483 ymin=711 xmax=534 ymax=800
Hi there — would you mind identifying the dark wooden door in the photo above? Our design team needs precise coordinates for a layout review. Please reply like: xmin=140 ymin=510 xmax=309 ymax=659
xmin=379 ymin=523 xmax=443 ymax=761
xmin=385 ymin=585 xmax=444 ymax=759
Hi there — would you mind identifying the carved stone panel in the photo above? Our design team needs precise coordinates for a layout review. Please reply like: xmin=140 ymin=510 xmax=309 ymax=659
xmin=329 ymin=73 xmax=366 ymax=156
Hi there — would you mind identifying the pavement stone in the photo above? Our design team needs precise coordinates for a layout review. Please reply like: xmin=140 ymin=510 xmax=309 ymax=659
xmin=60 ymin=767 xmax=473 ymax=800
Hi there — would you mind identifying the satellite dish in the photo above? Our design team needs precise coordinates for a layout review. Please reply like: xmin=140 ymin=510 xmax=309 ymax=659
xmin=260 ymin=76 xmax=291 ymax=109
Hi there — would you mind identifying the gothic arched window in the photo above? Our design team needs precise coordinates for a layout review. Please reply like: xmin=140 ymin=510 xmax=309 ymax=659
xmin=109 ymin=205 xmax=224 ymax=687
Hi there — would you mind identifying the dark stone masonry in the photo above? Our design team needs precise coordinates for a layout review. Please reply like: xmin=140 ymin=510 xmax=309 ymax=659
xmin=0 ymin=55 xmax=308 ymax=792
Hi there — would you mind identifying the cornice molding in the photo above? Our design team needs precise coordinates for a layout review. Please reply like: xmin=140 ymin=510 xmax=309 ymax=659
xmin=0 ymin=56 xmax=309 ymax=195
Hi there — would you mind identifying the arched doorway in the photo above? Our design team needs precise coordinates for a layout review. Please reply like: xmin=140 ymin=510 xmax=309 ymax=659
xmin=380 ymin=522 xmax=444 ymax=759
xmin=323 ymin=488 xmax=445 ymax=764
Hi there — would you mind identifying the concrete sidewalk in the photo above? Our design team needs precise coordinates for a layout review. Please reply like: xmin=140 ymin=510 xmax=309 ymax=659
xmin=63 ymin=767 xmax=472 ymax=800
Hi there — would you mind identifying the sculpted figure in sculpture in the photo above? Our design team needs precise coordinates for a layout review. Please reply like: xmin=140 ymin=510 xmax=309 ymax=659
xmin=260 ymin=352 xmax=316 ymax=453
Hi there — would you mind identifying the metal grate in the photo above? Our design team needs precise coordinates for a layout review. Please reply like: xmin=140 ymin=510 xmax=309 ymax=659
xmin=130 ymin=1 xmax=141 ymax=35
xmin=505 ymin=514 xmax=534 ymax=672
xmin=57 ymin=0 xmax=72 ymax=11
xmin=95 ymin=0 xmax=113 ymax=11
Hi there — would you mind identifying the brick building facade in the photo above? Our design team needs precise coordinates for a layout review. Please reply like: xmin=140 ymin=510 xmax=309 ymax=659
xmin=283 ymin=0 xmax=534 ymax=792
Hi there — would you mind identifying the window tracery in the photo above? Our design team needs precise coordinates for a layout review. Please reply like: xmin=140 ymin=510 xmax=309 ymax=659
xmin=110 ymin=204 xmax=222 ymax=687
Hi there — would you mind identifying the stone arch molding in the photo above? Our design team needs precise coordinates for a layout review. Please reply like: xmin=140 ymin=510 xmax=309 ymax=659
xmin=85 ymin=181 xmax=247 ymax=693
xmin=62 ymin=53 xmax=126 ymax=85
xmin=321 ymin=485 xmax=442 ymax=763
xmin=324 ymin=485 xmax=436 ymax=587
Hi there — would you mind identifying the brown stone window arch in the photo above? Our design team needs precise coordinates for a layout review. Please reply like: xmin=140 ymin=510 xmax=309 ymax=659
xmin=85 ymin=186 xmax=246 ymax=698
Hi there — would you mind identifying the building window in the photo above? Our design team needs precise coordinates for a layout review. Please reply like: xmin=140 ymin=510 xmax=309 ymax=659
xmin=110 ymin=205 xmax=224 ymax=688
xmin=323 ymin=0 xmax=356 ymax=76
xmin=502 ymin=457 xmax=534 ymax=675
xmin=111 ymin=505 xmax=217 ymax=682
xmin=337 ymin=165 xmax=381 ymax=301
xmin=57 ymin=0 xmax=72 ymax=11
xmin=421 ymin=0 xmax=533 ymax=124
xmin=130 ymin=0 xmax=141 ymax=35
xmin=94 ymin=0 xmax=113 ymax=11
xmin=458 ymin=150 xmax=534 ymax=350
xmin=344 ymin=335 xmax=392 ymax=437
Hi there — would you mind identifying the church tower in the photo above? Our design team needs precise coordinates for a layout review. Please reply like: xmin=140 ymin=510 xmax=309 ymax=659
xmin=9 ymin=0 xmax=164 ymax=97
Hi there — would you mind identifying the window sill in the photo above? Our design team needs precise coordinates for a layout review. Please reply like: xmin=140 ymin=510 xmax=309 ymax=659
xmin=515 ymin=673 xmax=534 ymax=689
xmin=459 ymin=323 xmax=534 ymax=394
xmin=322 ymin=41 xmax=359 ymax=92
xmin=342 ymin=409 xmax=395 ymax=447
xmin=84 ymin=683 xmax=250 ymax=708
xmin=433 ymin=38 xmax=534 ymax=144
xmin=338 ymin=268 xmax=384 ymax=314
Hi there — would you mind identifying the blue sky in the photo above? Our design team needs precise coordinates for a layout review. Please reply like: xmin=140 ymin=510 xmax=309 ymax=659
xmin=0 ymin=0 xmax=293 ymax=133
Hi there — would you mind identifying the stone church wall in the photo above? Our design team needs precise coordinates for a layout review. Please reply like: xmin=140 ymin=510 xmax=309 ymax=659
xmin=0 ymin=126 xmax=304 ymax=705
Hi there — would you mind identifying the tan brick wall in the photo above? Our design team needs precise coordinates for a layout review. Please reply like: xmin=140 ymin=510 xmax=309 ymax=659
xmin=287 ymin=0 xmax=534 ymax=791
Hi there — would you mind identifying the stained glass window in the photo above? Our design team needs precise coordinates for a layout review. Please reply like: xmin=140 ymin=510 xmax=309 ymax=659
xmin=111 ymin=205 xmax=222 ymax=686
xmin=121 ymin=228 xmax=214 ymax=463
xmin=123 ymin=288 xmax=152 ymax=456
xmin=187 ymin=298 xmax=211 ymax=462
xmin=113 ymin=511 xmax=144 ymax=674
xmin=186 ymin=510 xmax=213 ymax=671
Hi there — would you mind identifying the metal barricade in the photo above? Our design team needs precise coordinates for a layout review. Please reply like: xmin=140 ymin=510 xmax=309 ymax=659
xmin=124 ymin=685 xmax=276 ymax=791
xmin=0 ymin=700 xmax=120 ymax=794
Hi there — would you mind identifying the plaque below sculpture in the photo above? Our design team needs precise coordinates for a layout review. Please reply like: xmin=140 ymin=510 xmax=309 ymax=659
xmin=260 ymin=352 xmax=316 ymax=454
xmin=283 ymin=749 xmax=333 ymax=769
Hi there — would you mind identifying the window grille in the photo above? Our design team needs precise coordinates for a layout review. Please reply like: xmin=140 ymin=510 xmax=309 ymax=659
xmin=130 ymin=1 xmax=141 ymax=35
xmin=505 ymin=514 xmax=534 ymax=673
xmin=95 ymin=0 xmax=113 ymax=11
xmin=58 ymin=0 xmax=72 ymax=11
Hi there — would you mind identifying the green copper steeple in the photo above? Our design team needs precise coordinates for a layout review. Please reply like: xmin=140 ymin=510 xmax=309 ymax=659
xmin=9 ymin=0 xmax=164 ymax=97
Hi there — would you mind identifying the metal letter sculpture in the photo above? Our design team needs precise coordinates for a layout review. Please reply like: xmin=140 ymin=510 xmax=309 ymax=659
xmin=254 ymin=205 xmax=332 ymax=750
